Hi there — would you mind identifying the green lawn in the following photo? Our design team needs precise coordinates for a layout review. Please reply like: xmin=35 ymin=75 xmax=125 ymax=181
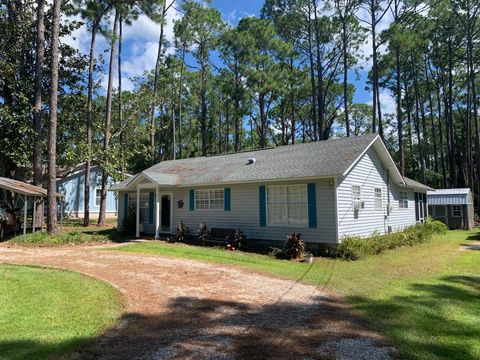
xmin=0 ymin=264 xmax=122 ymax=360
xmin=6 ymin=218 xmax=125 ymax=245
xmin=110 ymin=231 xmax=480 ymax=359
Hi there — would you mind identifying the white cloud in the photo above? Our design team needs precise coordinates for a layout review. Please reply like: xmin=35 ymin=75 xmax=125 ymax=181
xmin=379 ymin=90 xmax=396 ymax=115
xmin=61 ymin=2 xmax=182 ymax=92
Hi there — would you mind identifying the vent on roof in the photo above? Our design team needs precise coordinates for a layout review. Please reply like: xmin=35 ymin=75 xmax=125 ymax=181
xmin=246 ymin=158 xmax=256 ymax=165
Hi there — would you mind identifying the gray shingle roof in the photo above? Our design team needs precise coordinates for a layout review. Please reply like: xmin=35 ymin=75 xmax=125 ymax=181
xmin=427 ymin=188 xmax=470 ymax=195
xmin=116 ymin=134 xmax=379 ymax=188
xmin=403 ymin=176 xmax=433 ymax=191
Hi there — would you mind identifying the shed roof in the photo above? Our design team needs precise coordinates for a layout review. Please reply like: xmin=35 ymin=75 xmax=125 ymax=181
xmin=427 ymin=188 xmax=470 ymax=195
xmin=111 ymin=134 xmax=413 ymax=190
xmin=0 ymin=177 xmax=63 ymax=197
xmin=427 ymin=188 xmax=472 ymax=205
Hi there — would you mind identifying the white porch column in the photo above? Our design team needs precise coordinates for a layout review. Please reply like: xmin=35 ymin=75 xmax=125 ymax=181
xmin=135 ymin=186 xmax=140 ymax=238
xmin=155 ymin=187 xmax=160 ymax=239
xmin=23 ymin=195 xmax=28 ymax=236
xmin=32 ymin=197 xmax=36 ymax=233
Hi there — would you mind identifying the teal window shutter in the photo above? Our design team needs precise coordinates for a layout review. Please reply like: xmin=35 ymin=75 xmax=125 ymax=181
xmin=259 ymin=186 xmax=266 ymax=227
xmin=148 ymin=192 xmax=154 ymax=224
xmin=124 ymin=193 xmax=128 ymax=213
xmin=307 ymin=183 xmax=317 ymax=228
xmin=224 ymin=188 xmax=231 ymax=211
xmin=189 ymin=189 xmax=195 ymax=211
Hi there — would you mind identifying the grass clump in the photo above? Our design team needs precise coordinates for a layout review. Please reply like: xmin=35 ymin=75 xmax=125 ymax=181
xmin=9 ymin=230 xmax=111 ymax=245
xmin=338 ymin=219 xmax=448 ymax=260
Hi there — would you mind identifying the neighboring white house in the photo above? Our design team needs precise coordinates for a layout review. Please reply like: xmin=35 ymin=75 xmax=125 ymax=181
xmin=110 ymin=134 xmax=431 ymax=245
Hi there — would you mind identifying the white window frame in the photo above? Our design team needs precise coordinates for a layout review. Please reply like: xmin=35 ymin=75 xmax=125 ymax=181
xmin=452 ymin=205 xmax=462 ymax=218
xmin=94 ymin=187 xmax=102 ymax=207
xmin=266 ymin=184 xmax=308 ymax=227
xmin=195 ymin=188 xmax=224 ymax=210
xmin=374 ymin=188 xmax=383 ymax=210
xmin=129 ymin=192 xmax=149 ymax=223
xmin=352 ymin=185 xmax=364 ymax=210
xmin=399 ymin=191 xmax=408 ymax=209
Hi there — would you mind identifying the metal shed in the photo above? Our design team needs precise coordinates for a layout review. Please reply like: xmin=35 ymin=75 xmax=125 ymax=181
xmin=0 ymin=177 xmax=63 ymax=236
xmin=427 ymin=188 xmax=474 ymax=230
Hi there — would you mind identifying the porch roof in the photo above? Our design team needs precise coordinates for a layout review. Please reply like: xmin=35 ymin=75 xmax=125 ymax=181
xmin=0 ymin=177 xmax=63 ymax=198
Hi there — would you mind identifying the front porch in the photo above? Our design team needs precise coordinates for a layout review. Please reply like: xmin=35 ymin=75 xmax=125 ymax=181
xmin=132 ymin=184 xmax=174 ymax=239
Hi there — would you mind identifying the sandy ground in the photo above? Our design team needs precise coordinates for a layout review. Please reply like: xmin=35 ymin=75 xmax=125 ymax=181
xmin=0 ymin=243 xmax=396 ymax=359
xmin=459 ymin=241 xmax=480 ymax=251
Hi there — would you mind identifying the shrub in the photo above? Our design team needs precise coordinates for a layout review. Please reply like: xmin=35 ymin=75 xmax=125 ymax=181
xmin=198 ymin=223 xmax=208 ymax=245
xmin=226 ymin=229 xmax=246 ymax=251
xmin=122 ymin=205 xmax=136 ymax=236
xmin=174 ymin=222 xmax=186 ymax=243
xmin=284 ymin=232 xmax=304 ymax=260
xmin=337 ymin=220 xmax=448 ymax=260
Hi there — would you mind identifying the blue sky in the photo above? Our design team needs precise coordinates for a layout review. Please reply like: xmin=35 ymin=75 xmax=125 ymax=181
xmin=62 ymin=0 xmax=395 ymax=115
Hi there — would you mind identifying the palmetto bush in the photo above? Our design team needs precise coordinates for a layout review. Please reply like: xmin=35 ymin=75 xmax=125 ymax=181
xmin=284 ymin=232 xmax=304 ymax=260
xmin=338 ymin=219 xmax=448 ymax=260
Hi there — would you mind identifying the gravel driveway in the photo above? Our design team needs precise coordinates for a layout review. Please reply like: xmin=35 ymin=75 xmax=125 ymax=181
xmin=0 ymin=243 xmax=395 ymax=359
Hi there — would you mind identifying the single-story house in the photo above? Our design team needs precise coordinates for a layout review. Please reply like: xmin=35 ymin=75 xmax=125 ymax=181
xmin=57 ymin=165 xmax=119 ymax=219
xmin=427 ymin=188 xmax=474 ymax=230
xmin=110 ymin=134 xmax=431 ymax=245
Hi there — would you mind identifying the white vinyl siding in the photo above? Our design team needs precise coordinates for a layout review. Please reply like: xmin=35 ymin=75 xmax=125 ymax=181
xmin=266 ymin=184 xmax=307 ymax=226
xmin=337 ymin=147 xmax=416 ymax=239
xmin=170 ymin=180 xmax=336 ymax=244
xmin=195 ymin=189 xmax=224 ymax=210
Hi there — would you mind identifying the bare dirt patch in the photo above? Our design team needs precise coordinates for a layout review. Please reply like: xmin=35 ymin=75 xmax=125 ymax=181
xmin=0 ymin=243 xmax=395 ymax=359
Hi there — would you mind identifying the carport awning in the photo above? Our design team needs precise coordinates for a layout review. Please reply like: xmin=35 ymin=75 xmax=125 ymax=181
xmin=0 ymin=177 xmax=63 ymax=198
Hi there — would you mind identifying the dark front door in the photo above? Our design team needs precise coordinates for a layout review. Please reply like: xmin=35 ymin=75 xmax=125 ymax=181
xmin=161 ymin=194 xmax=171 ymax=232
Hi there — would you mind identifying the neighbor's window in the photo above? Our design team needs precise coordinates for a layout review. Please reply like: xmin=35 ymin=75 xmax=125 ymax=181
xmin=452 ymin=205 xmax=462 ymax=218
xmin=374 ymin=188 xmax=382 ymax=209
xmin=95 ymin=188 xmax=102 ymax=207
xmin=267 ymin=184 xmax=307 ymax=226
xmin=195 ymin=189 xmax=224 ymax=210
xmin=399 ymin=191 xmax=408 ymax=208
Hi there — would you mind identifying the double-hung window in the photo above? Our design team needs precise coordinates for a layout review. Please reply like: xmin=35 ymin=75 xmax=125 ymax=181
xmin=452 ymin=205 xmax=462 ymax=218
xmin=267 ymin=184 xmax=307 ymax=226
xmin=128 ymin=192 xmax=149 ymax=222
xmin=374 ymin=188 xmax=382 ymax=210
xmin=95 ymin=188 xmax=102 ymax=207
xmin=399 ymin=191 xmax=408 ymax=208
xmin=195 ymin=189 xmax=224 ymax=210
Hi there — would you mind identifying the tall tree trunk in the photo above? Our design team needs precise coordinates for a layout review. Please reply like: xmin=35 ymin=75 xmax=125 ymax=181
xmin=118 ymin=16 xmax=124 ymax=176
xmin=33 ymin=0 xmax=45 ymax=227
xmin=307 ymin=0 xmax=317 ymax=141
xmin=395 ymin=44 xmax=404 ymax=176
xmin=149 ymin=1 xmax=167 ymax=164
xmin=200 ymin=59 xmax=208 ymax=155
xmin=425 ymin=55 xmax=438 ymax=179
xmin=259 ymin=92 xmax=266 ymax=148
xmin=342 ymin=23 xmax=350 ymax=137
xmin=447 ymin=40 xmax=456 ymax=187
xmin=371 ymin=9 xmax=377 ymax=133
xmin=98 ymin=11 xmax=119 ymax=226
xmin=178 ymin=47 xmax=185 ymax=159
xmin=33 ymin=0 xmax=45 ymax=187
xmin=83 ymin=20 xmax=98 ymax=227
xmin=47 ymin=0 xmax=62 ymax=234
